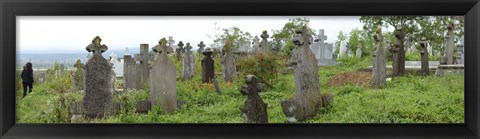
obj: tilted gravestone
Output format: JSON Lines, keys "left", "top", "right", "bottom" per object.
{"left": 83, "top": 36, "right": 113, "bottom": 118}
{"left": 356, "top": 47, "right": 362, "bottom": 59}
{"left": 222, "top": 45, "right": 236, "bottom": 82}
{"left": 150, "top": 38, "right": 178, "bottom": 114}
{"left": 444, "top": 23, "right": 455, "bottom": 65}
{"left": 371, "top": 30, "right": 387, "bottom": 89}
{"left": 201, "top": 48, "right": 215, "bottom": 83}
{"left": 73, "top": 59, "right": 84, "bottom": 90}
{"left": 197, "top": 41, "right": 206, "bottom": 54}
{"left": 176, "top": 41, "right": 185, "bottom": 61}
{"left": 123, "top": 54, "right": 143, "bottom": 90}
{"left": 240, "top": 75, "right": 268, "bottom": 123}
{"left": 418, "top": 37, "right": 430, "bottom": 75}
{"left": 183, "top": 43, "right": 195, "bottom": 80}
{"left": 259, "top": 31, "right": 270, "bottom": 52}
{"left": 134, "top": 44, "right": 151, "bottom": 87}
{"left": 282, "top": 27, "right": 322, "bottom": 122}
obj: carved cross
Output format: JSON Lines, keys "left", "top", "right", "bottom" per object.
{"left": 153, "top": 38, "right": 169, "bottom": 54}
{"left": 260, "top": 31, "right": 269, "bottom": 40}
{"left": 134, "top": 44, "right": 150, "bottom": 64}
{"left": 240, "top": 75, "right": 263, "bottom": 96}
{"left": 198, "top": 41, "right": 205, "bottom": 49}
{"left": 185, "top": 43, "right": 192, "bottom": 51}
{"left": 86, "top": 36, "right": 108, "bottom": 55}
{"left": 314, "top": 29, "right": 327, "bottom": 43}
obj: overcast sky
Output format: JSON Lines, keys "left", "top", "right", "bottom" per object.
{"left": 17, "top": 16, "right": 365, "bottom": 53}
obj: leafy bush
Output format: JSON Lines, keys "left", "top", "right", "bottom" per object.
{"left": 236, "top": 51, "right": 285, "bottom": 87}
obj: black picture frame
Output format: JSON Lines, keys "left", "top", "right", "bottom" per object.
{"left": 1, "top": 0, "right": 479, "bottom": 138}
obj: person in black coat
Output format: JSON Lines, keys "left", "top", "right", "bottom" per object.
{"left": 21, "top": 62, "right": 34, "bottom": 98}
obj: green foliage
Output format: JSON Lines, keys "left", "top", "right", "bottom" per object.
{"left": 334, "top": 30, "right": 347, "bottom": 54}
{"left": 236, "top": 51, "right": 285, "bottom": 87}
{"left": 209, "top": 26, "right": 252, "bottom": 50}
{"left": 17, "top": 55, "right": 463, "bottom": 124}
{"left": 271, "top": 17, "right": 315, "bottom": 57}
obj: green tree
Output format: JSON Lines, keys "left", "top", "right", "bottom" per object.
{"left": 348, "top": 28, "right": 361, "bottom": 56}
{"left": 334, "top": 30, "right": 347, "bottom": 54}
{"left": 271, "top": 17, "right": 315, "bottom": 56}
{"left": 209, "top": 26, "right": 252, "bottom": 51}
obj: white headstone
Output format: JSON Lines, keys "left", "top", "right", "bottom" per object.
{"left": 109, "top": 51, "right": 124, "bottom": 77}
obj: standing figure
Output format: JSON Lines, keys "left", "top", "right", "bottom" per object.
{"left": 21, "top": 62, "right": 34, "bottom": 98}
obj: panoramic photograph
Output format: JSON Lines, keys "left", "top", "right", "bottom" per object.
{"left": 16, "top": 16, "right": 464, "bottom": 123}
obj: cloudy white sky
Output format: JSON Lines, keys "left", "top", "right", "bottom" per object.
{"left": 17, "top": 16, "right": 365, "bottom": 53}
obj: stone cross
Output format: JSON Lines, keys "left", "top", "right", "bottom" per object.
{"left": 201, "top": 48, "right": 215, "bottom": 83}
{"left": 418, "top": 37, "right": 430, "bottom": 75}
{"left": 314, "top": 29, "right": 327, "bottom": 43}
{"left": 168, "top": 36, "right": 175, "bottom": 54}
{"left": 176, "top": 41, "right": 184, "bottom": 61}
{"left": 73, "top": 59, "right": 84, "bottom": 90}
{"left": 240, "top": 75, "right": 268, "bottom": 123}
{"left": 197, "top": 41, "right": 206, "bottom": 54}
{"left": 222, "top": 44, "right": 236, "bottom": 82}
{"left": 259, "top": 31, "right": 270, "bottom": 51}
{"left": 282, "top": 26, "right": 321, "bottom": 122}
{"left": 371, "top": 30, "right": 387, "bottom": 88}
{"left": 134, "top": 44, "right": 151, "bottom": 87}
{"left": 83, "top": 36, "right": 113, "bottom": 118}
{"left": 150, "top": 38, "right": 177, "bottom": 114}
{"left": 252, "top": 36, "right": 260, "bottom": 53}
{"left": 183, "top": 43, "right": 195, "bottom": 80}
{"left": 444, "top": 23, "right": 455, "bottom": 65}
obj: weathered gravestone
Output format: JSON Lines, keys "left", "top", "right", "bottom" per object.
{"left": 150, "top": 38, "right": 178, "bottom": 114}
{"left": 183, "top": 43, "right": 195, "bottom": 80}
{"left": 418, "top": 37, "right": 430, "bottom": 75}
{"left": 310, "top": 29, "right": 336, "bottom": 66}
{"left": 73, "top": 59, "right": 84, "bottom": 90}
{"left": 339, "top": 41, "right": 348, "bottom": 57}
{"left": 222, "top": 45, "right": 236, "bottom": 82}
{"left": 444, "top": 23, "right": 455, "bottom": 65}
{"left": 371, "top": 30, "right": 387, "bottom": 89}
{"left": 176, "top": 41, "right": 185, "bottom": 61}
{"left": 123, "top": 54, "right": 143, "bottom": 90}
{"left": 356, "top": 47, "right": 362, "bottom": 59}
{"left": 252, "top": 36, "right": 260, "bottom": 53}
{"left": 390, "top": 28, "right": 406, "bottom": 77}
{"left": 134, "top": 44, "right": 151, "bottom": 87}
{"left": 83, "top": 36, "right": 113, "bottom": 118}
{"left": 202, "top": 48, "right": 215, "bottom": 83}
{"left": 281, "top": 27, "right": 322, "bottom": 122}
{"left": 240, "top": 75, "right": 268, "bottom": 123}
{"left": 238, "top": 40, "right": 252, "bottom": 53}
{"left": 259, "top": 31, "right": 270, "bottom": 52}
{"left": 197, "top": 41, "right": 206, "bottom": 54}
{"left": 109, "top": 51, "right": 124, "bottom": 77}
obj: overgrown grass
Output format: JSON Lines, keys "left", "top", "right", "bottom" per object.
{"left": 16, "top": 56, "right": 464, "bottom": 123}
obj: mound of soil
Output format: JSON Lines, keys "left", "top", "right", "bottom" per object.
{"left": 327, "top": 71, "right": 372, "bottom": 87}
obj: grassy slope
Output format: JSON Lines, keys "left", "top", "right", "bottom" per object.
{"left": 16, "top": 54, "right": 464, "bottom": 123}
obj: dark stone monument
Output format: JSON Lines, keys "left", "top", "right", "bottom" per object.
{"left": 418, "top": 37, "right": 430, "bottom": 75}
{"left": 444, "top": 23, "right": 455, "bottom": 65}
{"left": 240, "top": 75, "right": 268, "bottom": 123}
{"left": 371, "top": 29, "right": 387, "bottom": 88}
{"left": 390, "top": 28, "right": 406, "bottom": 77}
{"left": 197, "top": 41, "right": 206, "bottom": 54}
{"left": 201, "top": 48, "right": 215, "bottom": 83}
{"left": 282, "top": 26, "right": 322, "bottom": 122}
{"left": 83, "top": 36, "right": 113, "bottom": 118}
{"left": 176, "top": 41, "right": 184, "bottom": 61}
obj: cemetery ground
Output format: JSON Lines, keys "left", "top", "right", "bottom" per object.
{"left": 16, "top": 52, "right": 464, "bottom": 123}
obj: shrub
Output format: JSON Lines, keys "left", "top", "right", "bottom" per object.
{"left": 236, "top": 51, "right": 285, "bottom": 88}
